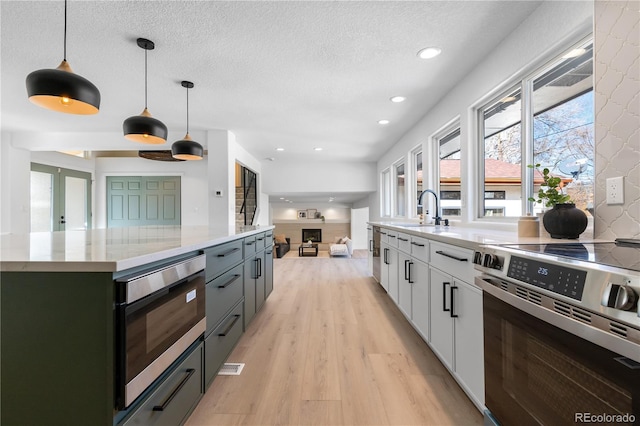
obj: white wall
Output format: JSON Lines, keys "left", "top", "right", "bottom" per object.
{"left": 0, "top": 132, "right": 31, "bottom": 234}
{"left": 271, "top": 203, "right": 351, "bottom": 221}
{"left": 261, "top": 160, "right": 377, "bottom": 195}
{"left": 374, "top": 1, "right": 593, "bottom": 227}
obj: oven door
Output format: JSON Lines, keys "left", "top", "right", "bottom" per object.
{"left": 116, "top": 269, "right": 206, "bottom": 409}
{"left": 480, "top": 278, "right": 640, "bottom": 426}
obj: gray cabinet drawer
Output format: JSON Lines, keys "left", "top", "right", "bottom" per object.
{"left": 264, "top": 230, "right": 274, "bottom": 248}
{"left": 122, "top": 342, "right": 203, "bottom": 426}
{"left": 206, "top": 264, "right": 244, "bottom": 334}
{"left": 204, "top": 301, "right": 244, "bottom": 388}
{"left": 255, "top": 232, "right": 267, "bottom": 251}
{"left": 243, "top": 236, "right": 257, "bottom": 257}
{"left": 204, "top": 240, "right": 243, "bottom": 282}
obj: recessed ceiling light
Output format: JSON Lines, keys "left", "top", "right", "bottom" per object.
{"left": 562, "top": 48, "right": 586, "bottom": 59}
{"left": 378, "top": 119, "right": 390, "bottom": 125}
{"left": 314, "top": 147, "right": 323, "bottom": 151}
{"left": 280, "top": 197, "right": 285, "bottom": 200}
{"left": 417, "top": 47, "right": 442, "bottom": 59}
{"left": 390, "top": 96, "right": 406, "bottom": 103}
{"left": 276, "top": 147, "right": 285, "bottom": 151}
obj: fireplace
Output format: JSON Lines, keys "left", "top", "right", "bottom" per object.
{"left": 302, "top": 229, "right": 322, "bottom": 243}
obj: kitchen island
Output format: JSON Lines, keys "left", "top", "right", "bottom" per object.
{"left": 0, "top": 225, "right": 274, "bottom": 426}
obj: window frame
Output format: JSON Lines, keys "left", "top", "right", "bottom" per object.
{"left": 380, "top": 167, "right": 391, "bottom": 218}
{"left": 474, "top": 35, "right": 594, "bottom": 222}
{"left": 433, "top": 119, "right": 462, "bottom": 220}
{"left": 392, "top": 158, "right": 407, "bottom": 218}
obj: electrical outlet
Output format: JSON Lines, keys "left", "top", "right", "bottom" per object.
{"left": 606, "top": 176, "right": 624, "bottom": 205}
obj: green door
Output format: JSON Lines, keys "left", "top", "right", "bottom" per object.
{"left": 30, "top": 163, "right": 92, "bottom": 232}
{"left": 107, "top": 176, "right": 181, "bottom": 228}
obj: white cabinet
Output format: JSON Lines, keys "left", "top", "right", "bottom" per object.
{"left": 367, "top": 226, "right": 373, "bottom": 275}
{"left": 380, "top": 242, "right": 390, "bottom": 292}
{"left": 397, "top": 251, "right": 413, "bottom": 319}
{"left": 387, "top": 247, "right": 399, "bottom": 303}
{"left": 429, "top": 267, "right": 454, "bottom": 369}
{"left": 429, "top": 240, "right": 484, "bottom": 409}
{"left": 410, "top": 258, "right": 430, "bottom": 342}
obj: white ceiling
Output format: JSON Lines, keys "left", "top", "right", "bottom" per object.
{"left": 2, "top": 1, "right": 542, "bottom": 203}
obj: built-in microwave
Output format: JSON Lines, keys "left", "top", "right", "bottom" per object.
{"left": 115, "top": 254, "right": 206, "bottom": 409}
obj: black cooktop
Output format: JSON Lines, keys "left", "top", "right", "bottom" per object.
{"left": 500, "top": 239, "right": 640, "bottom": 273}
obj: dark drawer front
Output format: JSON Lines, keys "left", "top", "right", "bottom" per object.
{"left": 255, "top": 232, "right": 267, "bottom": 251}
{"left": 204, "top": 240, "right": 243, "bottom": 282}
{"left": 206, "top": 264, "right": 243, "bottom": 334}
{"left": 243, "top": 236, "right": 257, "bottom": 257}
{"left": 122, "top": 342, "right": 203, "bottom": 426}
{"left": 204, "top": 301, "right": 244, "bottom": 388}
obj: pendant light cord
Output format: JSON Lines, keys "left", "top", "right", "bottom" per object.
{"left": 144, "top": 48, "right": 148, "bottom": 109}
{"left": 63, "top": 0, "right": 67, "bottom": 61}
{"left": 186, "top": 86, "right": 190, "bottom": 133}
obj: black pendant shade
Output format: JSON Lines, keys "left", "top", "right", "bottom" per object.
{"left": 123, "top": 108, "right": 168, "bottom": 145}
{"left": 172, "top": 81, "right": 203, "bottom": 160}
{"left": 26, "top": 1, "right": 100, "bottom": 115}
{"left": 172, "top": 133, "right": 204, "bottom": 160}
{"left": 123, "top": 38, "right": 167, "bottom": 144}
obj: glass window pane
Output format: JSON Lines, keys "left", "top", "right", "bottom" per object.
{"left": 381, "top": 169, "right": 391, "bottom": 217}
{"left": 64, "top": 176, "right": 88, "bottom": 230}
{"left": 30, "top": 171, "right": 53, "bottom": 232}
{"left": 395, "top": 162, "right": 406, "bottom": 217}
{"left": 482, "top": 86, "right": 522, "bottom": 217}
{"left": 415, "top": 152, "right": 423, "bottom": 216}
{"left": 439, "top": 128, "right": 461, "bottom": 217}
{"left": 532, "top": 41, "right": 594, "bottom": 216}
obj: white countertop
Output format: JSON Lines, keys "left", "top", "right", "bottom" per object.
{"left": 0, "top": 225, "right": 274, "bottom": 273}
{"left": 369, "top": 222, "right": 608, "bottom": 250}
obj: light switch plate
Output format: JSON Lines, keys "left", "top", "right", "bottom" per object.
{"left": 606, "top": 176, "right": 624, "bottom": 205}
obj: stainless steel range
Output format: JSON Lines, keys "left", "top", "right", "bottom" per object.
{"left": 474, "top": 239, "right": 640, "bottom": 426}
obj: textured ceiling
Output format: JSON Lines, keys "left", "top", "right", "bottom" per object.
{"left": 2, "top": 0, "right": 543, "bottom": 167}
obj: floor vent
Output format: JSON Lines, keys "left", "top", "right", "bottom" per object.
{"left": 218, "top": 363, "right": 245, "bottom": 376}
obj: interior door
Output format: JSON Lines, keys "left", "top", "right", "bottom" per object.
{"left": 30, "top": 163, "right": 92, "bottom": 232}
{"left": 107, "top": 176, "right": 181, "bottom": 228}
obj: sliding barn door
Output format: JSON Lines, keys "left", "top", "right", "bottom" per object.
{"left": 107, "top": 176, "right": 181, "bottom": 228}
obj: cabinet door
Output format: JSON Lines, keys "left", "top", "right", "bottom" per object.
{"left": 429, "top": 267, "right": 453, "bottom": 370}
{"left": 264, "top": 247, "right": 274, "bottom": 298}
{"left": 453, "top": 280, "right": 485, "bottom": 407}
{"left": 397, "top": 252, "right": 413, "bottom": 319}
{"left": 367, "top": 227, "right": 373, "bottom": 275}
{"left": 387, "top": 248, "right": 399, "bottom": 304}
{"left": 410, "top": 259, "right": 430, "bottom": 342}
{"left": 255, "top": 253, "right": 266, "bottom": 312}
{"left": 243, "top": 257, "right": 258, "bottom": 328}
{"left": 380, "top": 243, "right": 390, "bottom": 292}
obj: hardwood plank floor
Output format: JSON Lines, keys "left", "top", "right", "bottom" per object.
{"left": 185, "top": 254, "right": 483, "bottom": 426}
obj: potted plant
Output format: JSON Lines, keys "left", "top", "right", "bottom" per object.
{"left": 528, "top": 164, "right": 587, "bottom": 239}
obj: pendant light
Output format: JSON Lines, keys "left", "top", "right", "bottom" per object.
{"left": 25, "top": 0, "right": 100, "bottom": 115}
{"left": 123, "top": 38, "right": 167, "bottom": 144}
{"left": 171, "top": 81, "right": 203, "bottom": 160}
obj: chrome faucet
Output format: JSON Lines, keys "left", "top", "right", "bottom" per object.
{"left": 418, "top": 189, "right": 441, "bottom": 226}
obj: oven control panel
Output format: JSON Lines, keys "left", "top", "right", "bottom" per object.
{"left": 507, "top": 255, "right": 587, "bottom": 301}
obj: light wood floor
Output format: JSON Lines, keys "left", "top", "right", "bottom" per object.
{"left": 186, "top": 254, "right": 483, "bottom": 426}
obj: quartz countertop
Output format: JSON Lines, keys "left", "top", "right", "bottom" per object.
{"left": 369, "top": 221, "right": 608, "bottom": 250}
{"left": 0, "top": 225, "right": 274, "bottom": 273}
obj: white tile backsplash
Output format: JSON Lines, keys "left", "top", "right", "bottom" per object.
{"left": 594, "top": 0, "right": 640, "bottom": 239}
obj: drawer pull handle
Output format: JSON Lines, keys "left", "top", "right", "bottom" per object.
{"left": 435, "top": 250, "right": 468, "bottom": 262}
{"left": 218, "top": 274, "right": 241, "bottom": 289}
{"left": 217, "top": 247, "right": 240, "bottom": 257}
{"left": 257, "top": 237, "right": 265, "bottom": 241}
{"left": 152, "top": 368, "right": 196, "bottom": 412}
{"left": 218, "top": 314, "right": 241, "bottom": 337}
{"left": 398, "top": 237, "right": 409, "bottom": 242}
{"left": 411, "top": 242, "right": 425, "bottom": 247}
{"left": 388, "top": 235, "right": 397, "bottom": 238}
{"left": 380, "top": 232, "right": 387, "bottom": 235}
{"left": 245, "top": 241, "right": 255, "bottom": 246}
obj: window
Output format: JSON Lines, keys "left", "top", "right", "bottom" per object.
{"left": 479, "top": 38, "right": 594, "bottom": 219}
{"left": 414, "top": 150, "right": 423, "bottom": 216}
{"left": 394, "top": 161, "right": 406, "bottom": 217}
{"left": 381, "top": 168, "right": 391, "bottom": 217}
{"left": 437, "top": 126, "right": 461, "bottom": 217}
